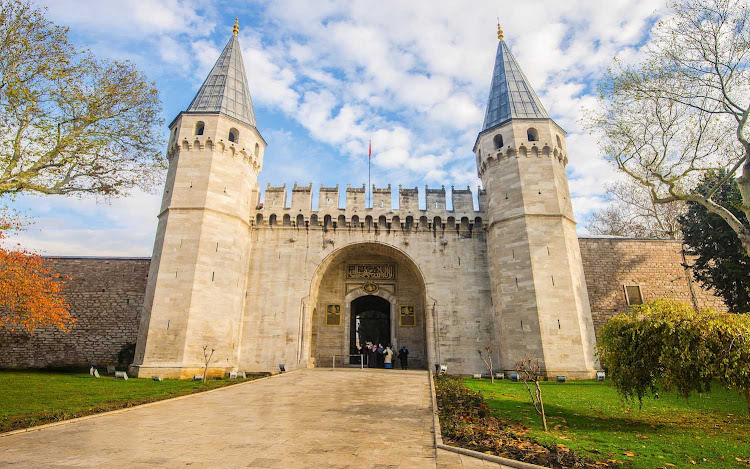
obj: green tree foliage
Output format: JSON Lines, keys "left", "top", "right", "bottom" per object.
{"left": 596, "top": 299, "right": 750, "bottom": 412}
{"left": 680, "top": 171, "right": 750, "bottom": 313}
{"left": 0, "top": 0, "right": 164, "bottom": 198}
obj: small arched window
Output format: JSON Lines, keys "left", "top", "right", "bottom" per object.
{"left": 493, "top": 134, "right": 504, "bottom": 149}
{"left": 195, "top": 121, "right": 205, "bottom": 136}
{"left": 527, "top": 128, "right": 539, "bottom": 142}
{"left": 556, "top": 135, "right": 562, "bottom": 148}
{"left": 228, "top": 128, "right": 239, "bottom": 143}
{"left": 254, "top": 143, "right": 260, "bottom": 157}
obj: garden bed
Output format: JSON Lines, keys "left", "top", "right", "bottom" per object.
{"left": 435, "top": 375, "right": 750, "bottom": 469}
{"left": 434, "top": 375, "right": 602, "bottom": 468}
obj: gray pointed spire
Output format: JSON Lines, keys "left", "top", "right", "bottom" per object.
{"left": 186, "top": 31, "right": 257, "bottom": 128}
{"left": 482, "top": 40, "right": 548, "bottom": 131}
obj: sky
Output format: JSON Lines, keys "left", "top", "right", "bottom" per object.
{"left": 9, "top": 0, "right": 666, "bottom": 256}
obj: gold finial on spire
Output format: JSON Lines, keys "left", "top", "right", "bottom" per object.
{"left": 233, "top": 18, "right": 239, "bottom": 36}
{"left": 497, "top": 19, "right": 504, "bottom": 41}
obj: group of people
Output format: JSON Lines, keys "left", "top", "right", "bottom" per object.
{"left": 360, "top": 342, "right": 409, "bottom": 370}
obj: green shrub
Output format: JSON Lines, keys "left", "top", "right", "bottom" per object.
{"left": 597, "top": 299, "right": 750, "bottom": 411}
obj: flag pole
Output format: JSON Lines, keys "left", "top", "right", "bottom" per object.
{"left": 368, "top": 139, "right": 371, "bottom": 207}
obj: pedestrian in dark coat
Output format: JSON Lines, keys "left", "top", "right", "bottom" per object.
{"left": 398, "top": 345, "right": 409, "bottom": 370}
{"left": 367, "top": 343, "right": 376, "bottom": 368}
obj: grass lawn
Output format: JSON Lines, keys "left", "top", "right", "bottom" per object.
{"left": 0, "top": 369, "right": 266, "bottom": 433}
{"left": 464, "top": 378, "right": 750, "bottom": 468}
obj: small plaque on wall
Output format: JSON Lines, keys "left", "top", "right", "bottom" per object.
{"left": 325, "top": 304, "right": 341, "bottom": 326}
{"left": 399, "top": 305, "right": 416, "bottom": 327}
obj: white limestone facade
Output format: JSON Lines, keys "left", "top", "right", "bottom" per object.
{"left": 131, "top": 23, "right": 598, "bottom": 379}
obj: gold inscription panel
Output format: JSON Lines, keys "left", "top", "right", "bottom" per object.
{"left": 399, "top": 305, "right": 416, "bottom": 327}
{"left": 325, "top": 304, "right": 341, "bottom": 326}
{"left": 346, "top": 264, "right": 395, "bottom": 280}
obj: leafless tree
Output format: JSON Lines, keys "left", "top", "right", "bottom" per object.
{"left": 587, "top": 180, "right": 685, "bottom": 239}
{"left": 478, "top": 344, "right": 494, "bottom": 384}
{"left": 202, "top": 345, "right": 215, "bottom": 384}
{"left": 515, "top": 356, "right": 548, "bottom": 432}
{"left": 586, "top": 0, "right": 750, "bottom": 253}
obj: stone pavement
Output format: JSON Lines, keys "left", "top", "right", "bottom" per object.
{"left": 0, "top": 368, "right": 511, "bottom": 468}
{"left": 0, "top": 368, "right": 506, "bottom": 468}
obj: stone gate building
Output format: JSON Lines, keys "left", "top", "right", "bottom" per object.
{"left": 0, "top": 23, "right": 727, "bottom": 376}
{"left": 128, "top": 22, "right": 598, "bottom": 379}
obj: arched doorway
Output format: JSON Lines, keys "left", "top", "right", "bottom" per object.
{"left": 304, "top": 242, "right": 433, "bottom": 369}
{"left": 350, "top": 295, "right": 390, "bottom": 364}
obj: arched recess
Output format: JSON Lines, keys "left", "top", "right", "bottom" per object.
{"left": 300, "top": 241, "right": 435, "bottom": 369}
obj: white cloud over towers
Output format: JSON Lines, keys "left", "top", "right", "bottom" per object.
{"left": 15, "top": 0, "right": 667, "bottom": 255}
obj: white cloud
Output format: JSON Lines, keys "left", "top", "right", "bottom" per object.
{"left": 16, "top": 0, "right": 671, "bottom": 254}
{"left": 7, "top": 190, "right": 162, "bottom": 256}
{"left": 43, "top": 0, "right": 212, "bottom": 38}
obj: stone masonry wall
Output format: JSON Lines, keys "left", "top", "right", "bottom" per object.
{"left": 0, "top": 257, "right": 149, "bottom": 368}
{"left": 0, "top": 238, "right": 729, "bottom": 369}
{"left": 579, "top": 237, "right": 728, "bottom": 332}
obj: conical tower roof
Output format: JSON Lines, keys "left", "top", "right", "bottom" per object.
{"left": 186, "top": 23, "right": 257, "bottom": 128}
{"left": 481, "top": 33, "right": 548, "bottom": 132}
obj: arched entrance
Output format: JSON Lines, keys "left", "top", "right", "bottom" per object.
{"left": 303, "top": 242, "right": 433, "bottom": 369}
{"left": 350, "top": 295, "right": 390, "bottom": 364}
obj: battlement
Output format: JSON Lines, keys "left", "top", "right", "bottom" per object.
{"left": 252, "top": 183, "right": 487, "bottom": 231}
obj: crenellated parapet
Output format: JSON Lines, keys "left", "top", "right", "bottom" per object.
{"left": 477, "top": 142, "right": 568, "bottom": 178}
{"left": 165, "top": 112, "right": 264, "bottom": 172}
{"left": 252, "top": 183, "right": 487, "bottom": 233}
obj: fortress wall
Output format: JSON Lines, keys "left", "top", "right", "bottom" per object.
{"left": 0, "top": 258, "right": 149, "bottom": 368}
{"left": 0, "top": 238, "right": 729, "bottom": 371}
{"left": 240, "top": 221, "right": 494, "bottom": 375}
{"left": 254, "top": 184, "right": 484, "bottom": 228}
{"left": 579, "top": 237, "right": 728, "bottom": 332}
{"left": 398, "top": 186, "right": 419, "bottom": 211}
{"left": 290, "top": 183, "right": 312, "bottom": 211}
{"left": 264, "top": 184, "right": 286, "bottom": 209}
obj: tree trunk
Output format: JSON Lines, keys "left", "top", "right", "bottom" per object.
{"left": 738, "top": 164, "right": 750, "bottom": 255}
{"left": 536, "top": 381, "right": 548, "bottom": 432}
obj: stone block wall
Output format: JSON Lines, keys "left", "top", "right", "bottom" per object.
{"left": 0, "top": 238, "right": 730, "bottom": 371}
{"left": 0, "top": 257, "right": 149, "bottom": 368}
{"left": 579, "top": 237, "right": 727, "bottom": 332}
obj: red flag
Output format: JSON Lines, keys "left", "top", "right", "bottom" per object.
{"left": 369, "top": 140, "right": 371, "bottom": 159}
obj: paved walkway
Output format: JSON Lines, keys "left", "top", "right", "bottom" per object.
{"left": 1, "top": 368, "right": 509, "bottom": 468}
{"left": 0, "top": 369, "right": 441, "bottom": 468}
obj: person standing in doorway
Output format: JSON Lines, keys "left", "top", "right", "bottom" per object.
{"left": 367, "top": 342, "right": 376, "bottom": 368}
{"left": 383, "top": 346, "right": 394, "bottom": 369}
{"left": 377, "top": 343, "right": 384, "bottom": 368}
{"left": 398, "top": 345, "right": 409, "bottom": 370}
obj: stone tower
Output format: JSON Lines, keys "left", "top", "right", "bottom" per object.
{"left": 474, "top": 25, "right": 597, "bottom": 378}
{"left": 131, "top": 20, "right": 266, "bottom": 378}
